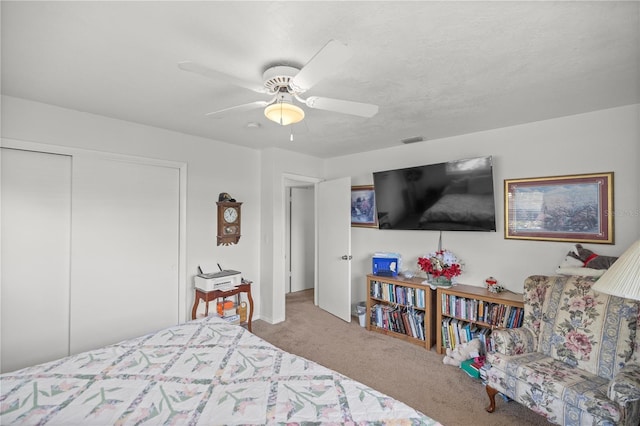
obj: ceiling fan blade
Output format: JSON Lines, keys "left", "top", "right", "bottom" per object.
{"left": 205, "top": 100, "right": 271, "bottom": 117}
{"left": 178, "top": 61, "right": 267, "bottom": 94}
{"left": 304, "top": 96, "right": 379, "bottom": 118}
{"left": 290, "top": 40, "right": 353, "bottom": 92}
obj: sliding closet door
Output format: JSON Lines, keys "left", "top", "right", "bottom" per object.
{"left": 1, "top": 149, "right": 71, "bottom": 372}
{"left": 70, "top": 156, "right": 180, "bottom": 354}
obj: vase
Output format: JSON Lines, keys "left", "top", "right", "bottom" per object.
{"left": 430, "top": 276, "right": 452, "bottom": 287}
{"left": 421, "top": 275, "right": 453, "bottom": 288}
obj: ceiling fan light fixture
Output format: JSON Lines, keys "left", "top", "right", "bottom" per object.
{"left": 264, "top": 101, "right": 305, "bottom": 126}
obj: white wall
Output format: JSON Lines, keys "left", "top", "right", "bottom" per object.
{"left": 4, "top": 95, "right": 637, "bottom": 325}
{"left": 325, "top": 104, "right": 640, "bottom": 303}
{"left": 1, "top": 95, "right": 262, "bottom": 320}
{"left": 259, "top": 148, "right": 323, "bottom": 323}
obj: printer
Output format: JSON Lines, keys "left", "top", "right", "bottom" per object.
{"left": 195, "top": 270, "right": 242, "bottom": 292}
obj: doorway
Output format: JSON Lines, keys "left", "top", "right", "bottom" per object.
{"left": 282, "top": 173, "right": 321, "bottom": 316}
{"left": 286, "top": 186, "right": 315, "bottom": 293}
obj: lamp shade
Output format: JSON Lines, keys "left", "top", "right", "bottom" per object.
{"left": 591, "top": 240, "right": 640, "bottom": 300}
{"left": 264, "top": 101, "right": 305, "bottom": 126}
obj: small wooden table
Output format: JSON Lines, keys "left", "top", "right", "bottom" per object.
{"left": 191, "top": 281, "right": 253, "bottom": 331}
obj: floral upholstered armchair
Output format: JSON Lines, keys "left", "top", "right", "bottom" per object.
{"left": 485, "top": 275, "right": 640, "bottom": 425}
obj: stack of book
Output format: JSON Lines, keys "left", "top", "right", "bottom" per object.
{"left": 371, "top": 304, "right": 425, "bottom": 340}
{"left": 442, "top": 294, "right": 524, "bottom": 328}
{"left": 479, "top": 361, "right": 492, "bottom": 382}
{"left": 440, "top": 317, "right": 491, "bottom": 351}
{"left": 460, "top": 358, "right": 481, "bottom": 379}
{"left": 370, "top": 280, "right": 426, "bottom": 308}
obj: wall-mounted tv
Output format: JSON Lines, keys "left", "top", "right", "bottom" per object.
{"left": 372, "top": 156, "right": 496, "bottom": 231}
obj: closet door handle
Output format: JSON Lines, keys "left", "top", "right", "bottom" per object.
{"left": 341, "top": 255, "right": 352, "bottom": 260}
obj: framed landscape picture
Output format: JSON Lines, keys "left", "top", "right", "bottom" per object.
{"left": 351, "top": 185, "right": 378, "bottom": 228}
{"left": 504, "top": 172, "right": 613, "bottom": 243}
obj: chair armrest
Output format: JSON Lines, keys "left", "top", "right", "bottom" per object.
{"left": 610, "top": 363, "right": 640, "bottom": 404}
{"left": 491, "top": 327, "right": 537, "bottom": 356}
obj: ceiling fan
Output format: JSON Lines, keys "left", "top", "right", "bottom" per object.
{"left": 178, "top": 40, "right": 379, "bottom": 126}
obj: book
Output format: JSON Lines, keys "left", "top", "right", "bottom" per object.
{"left": 416, "top": 311, "right": 425, "bottom": 340}
{"left": 222, "top": 313, "right": 240, "bottom": 325}
{"left": 460, "top": 358, "right": 480, "bottom": 379}
{"left": 441, "top": 317, "right": 451, "bottom": 348}
{"left": 401, "top": 311, "right": 413, "bottom": 338}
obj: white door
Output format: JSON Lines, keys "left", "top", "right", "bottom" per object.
{"left": 317, "top": 177, "right": 351, "bottom": 321}
{"left": 290, "top": 187, "right": 314, "bottom": 292}
{"left": 69, "top": 156, "right": 180, "bottom": 354}
{"left": 1, "top": 148, "right": 72, "bottom": 372}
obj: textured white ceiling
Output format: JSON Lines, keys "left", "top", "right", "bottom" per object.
{"left": 2, "top": 1, "right": 639, "bottom": 158}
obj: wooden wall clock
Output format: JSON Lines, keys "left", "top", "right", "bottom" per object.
{"left": 216, "top": 201, "right": 242, "bottom": 245}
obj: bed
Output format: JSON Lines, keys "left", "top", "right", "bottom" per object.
{"left": 0, "top": 315, "right": 441, "bottom": 425}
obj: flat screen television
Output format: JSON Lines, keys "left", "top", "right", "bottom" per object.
{"left": 372, "top": 156, "right": 496, "bottom": 231}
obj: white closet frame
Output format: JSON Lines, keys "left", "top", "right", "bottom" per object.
{"left": 1, "top": 138, "right": 187, "bottom": 371}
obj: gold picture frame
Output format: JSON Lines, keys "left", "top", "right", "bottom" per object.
{"left": 504, "top": 172, "right": 613, "bottom": 243}
{"left": 351, "top": 185, "right": 378, "bottom": 228}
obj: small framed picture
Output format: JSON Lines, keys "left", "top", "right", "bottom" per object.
{"left": 504, "top": 172, "right": 613, "bottom": 243}
{"left": 351, "top": 185, "right": 378, "bottom": 228}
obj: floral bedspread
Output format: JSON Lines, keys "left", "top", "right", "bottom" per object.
{"left": 1, "top": 315, "right": 440, "bottom": 425}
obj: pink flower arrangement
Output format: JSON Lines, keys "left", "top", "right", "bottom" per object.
{"left": 417, "top": 249, "right": 463, "bottom": 280}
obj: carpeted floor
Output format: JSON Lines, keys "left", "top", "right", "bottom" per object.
{"left": 252, "top": 288, "right": 550, "bottom": 426}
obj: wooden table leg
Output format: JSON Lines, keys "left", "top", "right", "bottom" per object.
{"left": 191, "top": 291, "right": 200, "bottom": 320}
{"left": 246, "top": 286, "right": 254, "bottom": 332}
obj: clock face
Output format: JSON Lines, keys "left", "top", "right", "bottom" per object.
{"left": 217, "top": 202, "right": 241, "bottom": 246}
{"left": 223, "top": 207, "right": 238, "bottom": 223}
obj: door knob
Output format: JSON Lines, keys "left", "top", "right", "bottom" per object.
{"left": 341, "top": 255, "right": 352, "bottom": 260}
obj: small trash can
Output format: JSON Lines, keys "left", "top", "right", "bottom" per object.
{"left": 356, "top": 302, "right": 367, "bottom": 327}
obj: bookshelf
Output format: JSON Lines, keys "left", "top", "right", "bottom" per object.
{"left": 366, "top": 274, "right": 436, "bottom": 350}
{"left": 436, "top": 283, "right": 524, "bottom": 355}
